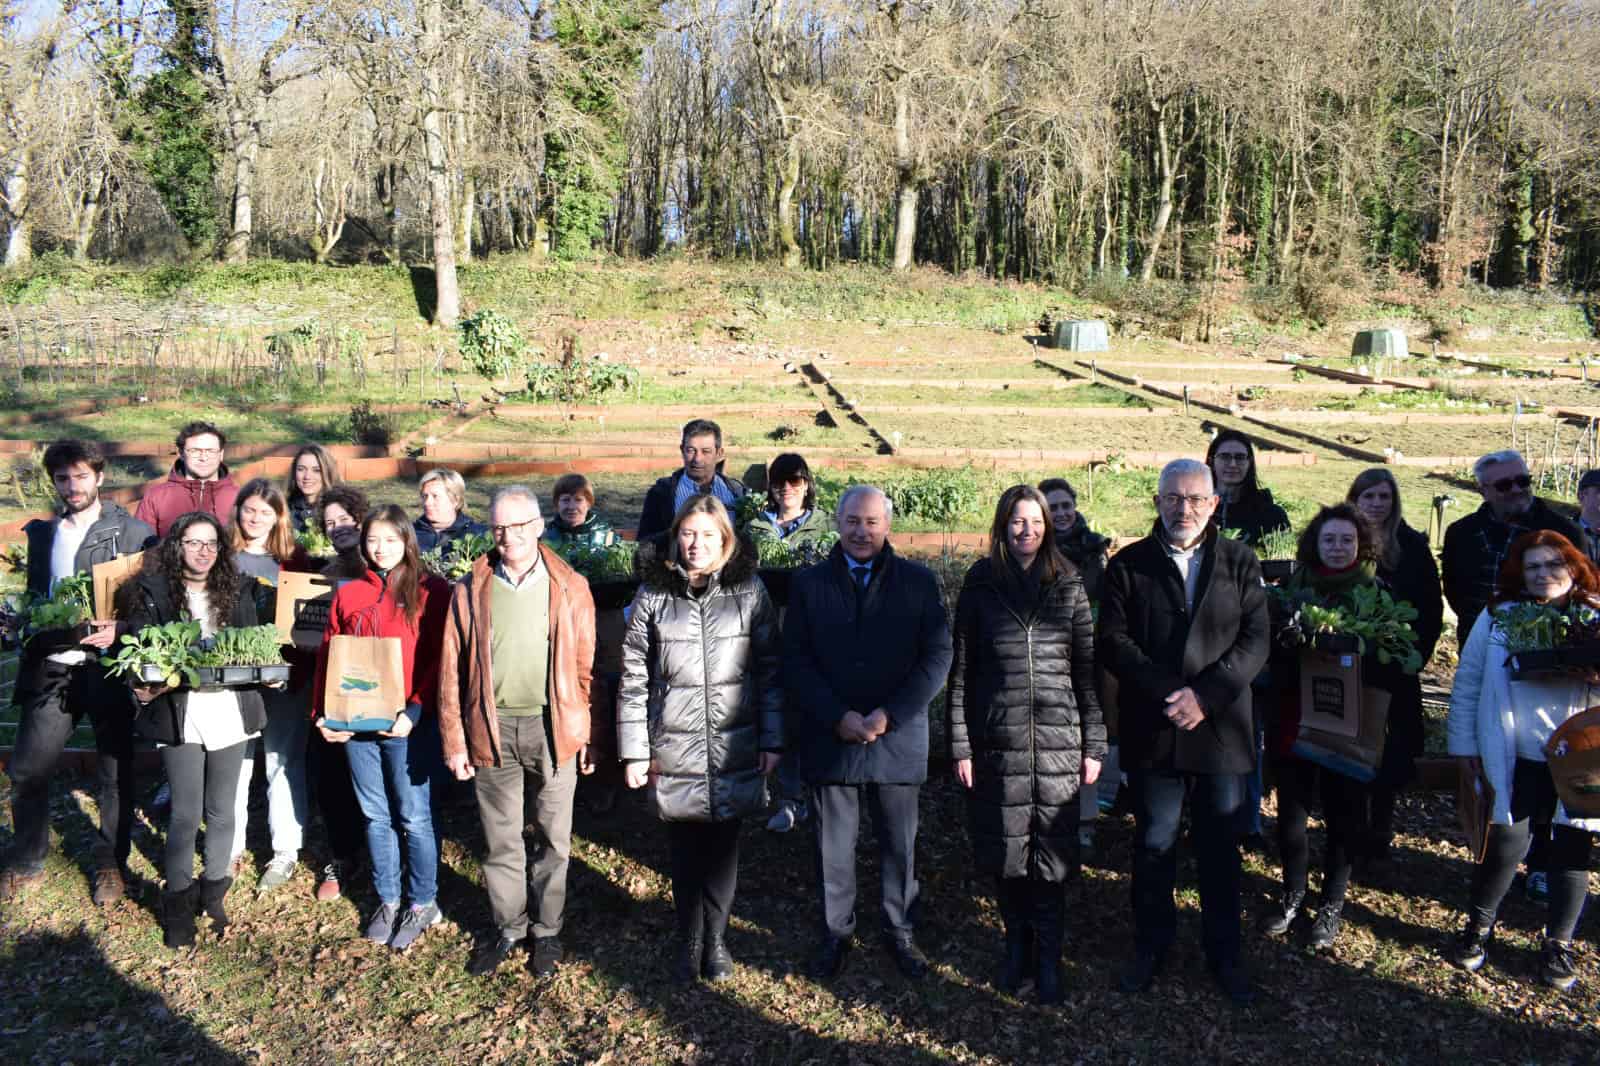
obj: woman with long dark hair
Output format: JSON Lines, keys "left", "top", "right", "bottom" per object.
{"left": 1445, "top": 530, "right": 1599, "bottom": 991}
{"left": 226, "top": 479, "right": 306, "bottom": 891}
{"left": 314, "top": 504, "right": 450, "bottom": 951}
{"left": 287, "top": 445, "right": 341, "bottom": 533}
{"left": 126, "top": 512, "right": 268, "bottom": 948}
{"left": 947, "top": 484, "right": 1105, "bottom": 1003}
{"left": 618, "top": 495, "right": 782, "bottom": 984}
{"left": 1261, "top": 504, "right": 1406, "bottom": 951}
{"left": 1346, "top": 468, "right": 1444, "bottom": 853}
{"left": 1205, "top": 430, "right": 1290, "bottom": 550}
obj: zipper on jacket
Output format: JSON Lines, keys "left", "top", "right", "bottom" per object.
{"left": 698, "top": 588, "right": 714, "bottom": 811}
{"left": 1025, "top": 622, "right": 1038, "bottom": 876}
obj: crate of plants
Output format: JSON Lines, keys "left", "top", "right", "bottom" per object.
{"left": 1239, "top": 528, "right": 1299, "bottom": 584}
{"left": 1271, "top": 584, "right": 1425, "bottom": 674}
{"left": 101, "top": 621, "right": 203, "bottom": 690}
{"left": 552, "top": 540, "right": 640, "bottom": 609}
{"left": 191, "top": 625, "right": 292, "bottom": 688}
{"left": 421, "top": 531, "right": 496, "bottom": 582}
{"left": 754, "top": 532, "right": 840, "bottom": 607}
{"left": 11, "top": 574, "right": 96, "bottom": 650}
{"left": 1497, "top": 600, "right": 1600, "bottom": 681}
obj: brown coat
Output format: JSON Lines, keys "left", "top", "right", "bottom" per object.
{"left": 438, "top": 544, "right": 597, "bottom": 767}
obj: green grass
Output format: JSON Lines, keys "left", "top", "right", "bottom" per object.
{"left": 848, "top": 383, "right": 1150, "bottom": 408}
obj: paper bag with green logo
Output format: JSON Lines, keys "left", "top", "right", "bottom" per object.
{"left": 322, "top": 634, "right": 405, "bottom": 732}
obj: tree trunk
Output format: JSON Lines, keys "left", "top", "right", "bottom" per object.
{"left": 775, "top": 130, "right": 801, "bottom": 268}
{"left": 2, "top": 156, "right": 31, "bottom": 267}
{"left": 72, "top": 171, "right": 105, "bottom": 261}
{"left": 221, "top": 111, "right": 257, "bottom": 264}
{"left": 420, "top": 0, "right": 459, "bottom": 326}
{"left": 891, "top": 76, "right": 916, "bottom": 272}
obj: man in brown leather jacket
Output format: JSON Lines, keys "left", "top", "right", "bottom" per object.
{"left": 438, "top": 485, "right": 597, "bottom": 979}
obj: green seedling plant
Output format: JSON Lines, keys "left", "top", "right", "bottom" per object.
{"left": 296, "top": 525, "right": 335, "bottom": 558}
{"left": 755, "top": 531, "right": 840, "bottom": 569}
{"left": 1272, "top": 583, "right": 1424, "bottom": 673}
{"left": 551, "top": 539, "right": 637, "bottom": 582}
{"left": 22, "top": 575, "right": 93, "bottom": 644}
{"left": 421, "top": 532, "right": 496, "bottom": 580}
{"left": 192, "top": 625, "right": 286, "bottom": 667}
{"left": 102, "top": 620, "right": 202, "bottom": 688}
{"left": 1495, "top": 600, "right": 1600, "bottom": 654}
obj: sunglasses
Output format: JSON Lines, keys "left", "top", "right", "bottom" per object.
{"left": 1490, "top": 474, "right": 1533, "bottom": 493}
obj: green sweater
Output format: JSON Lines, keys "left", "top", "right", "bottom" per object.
{"left": 490, "top": 563, "right": 551, "bottom": 715}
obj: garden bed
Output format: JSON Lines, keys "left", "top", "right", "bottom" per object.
{"left": 836, "top": 383, "right": 1149, "bottom": 409}
{"left": 456, "top": 412, "right": 878, "bottom": 453}
{"left": 879, "top": 412, "right": 1222, "bottom": 453}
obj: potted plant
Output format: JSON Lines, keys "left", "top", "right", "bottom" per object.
{"left": 420, "top": 531, "right": 495, "bottom": 581}
{"left": 17, "top": 574, "right": 95, "bottom": 648}
{"left": 1271, "top": 583, "right": 1424, "bottom": 673}
{"left": 1495, "top": 600, "right": 1600, "bottom": 680}
{"left": 192, "top": 624, "right": 291, "bottom": 687}
{"left": 101, "top": 620, "right": 203, "bottom": 689}
{"left": 551, "top": 540, "right": 639, "bottom": 609}
{"left": 754, "top": 531, "right": 840, "bottom": 607}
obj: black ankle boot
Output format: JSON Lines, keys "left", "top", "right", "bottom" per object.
{"left": 997, "top": 880, "right": 1031, "bottom": 993}
{"left": 1306, "top": 895, "right": 1345, "bottom": 951}
{"left": 1262, "top": 889, "right": 1305, "bottom": 937}
{"left": 673, "top": 932, "right": 704, "bottom": 985}
{"left": 199, "top": 876, "right": 233, "bottom": 936}
{"left": 703, "top": 932, "right": 734, "bottom": 982}
{"left": 1033, "top": 885, "right": 1066, "bottom": 1006}
{"left": 161, "top": 885, "right": 200, "bottom": 949}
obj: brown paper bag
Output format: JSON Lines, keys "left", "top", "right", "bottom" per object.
{"left": 275, "top": 571, "right": 335, "bottom": 649}
{"left": 1293, "top": 647, "right": 1390, "bottom": 781}
{"left": 322, "top": 634, "right": 405, "bottom": 732}
{"left": 1456, "top": 759, "right": 1495, "bottom": 863}
{"left": 92, "top": 552, "right": 144, "bottom": 618}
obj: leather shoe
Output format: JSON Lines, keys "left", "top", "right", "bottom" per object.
{"left": 1211, "top": 959, "right": 1255, "bottom": 1007}
{"left": 467, "top": 935, "right": 522, "bottom": 976}
{"left": 809, "top": 936, "right": 851, "bottom": 980}
{"left": 885, "top": 934, "right": 929, "bottom": 981}
{"left": 530, "top": 935, "right": 563, "bottom": 977}
{"left": 1118, "top": 950, "right": 1163, "bottom": 994}
{"left": 703, "top": 935, "right": 734, "bottom": 982}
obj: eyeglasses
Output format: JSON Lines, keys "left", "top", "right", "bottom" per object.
{"left": 183, "top": 447, "right": 221, "bottom": 458}
{"left": 1524, "top": 561, "right": 1570, "bottom": 575}
{"left": 180, "top": 539, "right": 220, "bottom": 554}
{"left": 1213, "top": 452, "right": 1250, "bottom": 465}
{"left": 1490, "top": 474, "right": 1533, "bottom": 493}
{"left": 1158, "top": 494, "right": 1214, "bottom": 511}
{"left": 491, "top": 518, "right": 540, "bottom": 539}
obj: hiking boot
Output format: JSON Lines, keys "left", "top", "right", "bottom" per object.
{"left": 257, "top": 854, "right": 297, "bottom": 895}
{"left": 1306, "top": 897, "right": 1344, "bottom": 952}
{"left": 161, "top": 885, "right": 200, "bottom": 949}
{"left": 1445, "top": 919, "right": 1493, "bottom": 973}
{"left": 674, "top": 933, "right": 704, "bottom": 985}
{"left": 364, "top": 901, "right": 402, "bottom": 945}
{"left": 199, "top": 876, "right": 233, "bottom": 936}
{"left": 390, "top": 902, "right": 442, "bottom": 951}
{"left": 91, "top": 866, "right": 126, "bottom": 907}
{"left": 1539, "top": 939, "right": 1578, "bottom": 992}
{"left": 1262, "top": 889, "right": 1305, "bottom": 938}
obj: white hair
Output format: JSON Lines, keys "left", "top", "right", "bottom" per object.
{"left": 836, "top": 484, "right": 893, "bottom": 521}
{"left": 1158, "top": 458, "right": 1214, "bottom": 495}
{"left": 1473, "top": 450, "right": 1526, "bottom": 484}
{"left": 488, "top": 484, "right": 541, "bottom": 518}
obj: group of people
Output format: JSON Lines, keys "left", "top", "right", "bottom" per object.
{"left": 1, "top": 416, "right": 1595, "bottom": 1006}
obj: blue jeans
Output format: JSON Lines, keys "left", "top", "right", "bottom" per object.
{"left": 1127, "top": 768, "right": 1246, "bottom": 968}
{"left": 345, "top": 717, "right": 440, "bottom": 906}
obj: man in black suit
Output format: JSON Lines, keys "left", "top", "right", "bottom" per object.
{"left": 783, "top": 484, "right": 952, "bottom": 981}
{"left": 1098, "top": 458, "right": 1270, "bottom": 1005}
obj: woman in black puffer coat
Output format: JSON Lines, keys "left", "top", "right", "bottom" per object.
{"left": 948, "top": 485, "right": 1106, "bottom": 1005}
{"left": 618, "top": 494, "right": 782, "bottom": 985}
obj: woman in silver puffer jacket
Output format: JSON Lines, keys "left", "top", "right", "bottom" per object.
{"left": 618, "top": 494, "right": 783, "bottom": 985}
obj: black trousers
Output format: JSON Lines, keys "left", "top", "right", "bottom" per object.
{"left": 6, "top": 661, "right": 138, "bottom": 873}
{"left": 1469, "top": 759, "right": 1592, "bottom": 942}
{"left": 307, "top": 723, "right": 364, "bottom": 862}
{"left": 161, "top": 741, "right": 247, "bottom": 890}
{"left": 1273, "top": 754, "right": 1368, "bottom": 901}
{"left": 667, "top": 820, "right": 741, "bottom": 939}
{"left": 1128, "top": 768, "right": 1246, "bottom": 968}
{"left": 811, "top": 783, "right": 920, "bottom": 940}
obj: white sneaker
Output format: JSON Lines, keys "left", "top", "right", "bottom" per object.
{"left": 257, "top": 854, "right": 297, "bottom": 894}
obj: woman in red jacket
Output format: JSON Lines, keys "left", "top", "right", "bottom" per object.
{"left": 314, "top": 504, "right": 449, "bottom": 951}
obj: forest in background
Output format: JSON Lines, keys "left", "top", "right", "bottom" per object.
{"left": 5, "top": 0, "right": 1600, "bottom": 328}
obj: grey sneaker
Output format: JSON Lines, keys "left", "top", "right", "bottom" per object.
{"left": 390, "top": 902, "right": 442, "bottom": 952}
{"left": 257, "top": 855, "right": 297, "bottom": 895}
{"left": 364, "top": 901, "right": 401, "bottom": 944}
{"left": 765, "top": 800, "right": 808, "bottom": 833}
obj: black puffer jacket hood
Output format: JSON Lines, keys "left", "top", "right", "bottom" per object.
{"left": 618, "top": 541, "right": 782, "bottom": 823}
{"left": 946, "top": 557, "right": 1107, "bottom": 881}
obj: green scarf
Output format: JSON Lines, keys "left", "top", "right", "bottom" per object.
{"left": 1284, "top": 559, "right": 1378, "bottom": 607}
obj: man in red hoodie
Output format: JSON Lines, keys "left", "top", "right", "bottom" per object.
{"left": 136, "top": 421, "right": 240, "bottom": 537}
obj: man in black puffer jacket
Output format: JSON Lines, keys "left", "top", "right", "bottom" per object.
{"left": 784, "top": 485, "right": 952, "bottom": 982}
{"left": 1098, "top": 459, "right": 1269, "bottom": 1006}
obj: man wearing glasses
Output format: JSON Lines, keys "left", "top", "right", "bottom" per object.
{"left": 437, "top": 486, "right": 597, "bottom": 979}
{"left": 1, "top": 440, "right": 154, "bottom": 904}
{"left": 1098, "top": 458, "right": 1269, "bottom": 1006}
{"left": 1442, "top": 449, "right": 1583, "bottom": 635}
{"left": 135, "top": 421, "right": 240, "bottom": 537}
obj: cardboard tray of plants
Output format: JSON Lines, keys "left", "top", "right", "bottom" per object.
{"left": 194, "top": 664, "right": 292, "bottom": 688}
{"left": 1506, "top": 643, "right": 1600, "bottom": 681}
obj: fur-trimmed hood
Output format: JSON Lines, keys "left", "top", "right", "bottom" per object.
{"left": 636, "top": 536, "right": 758, "bottom": 594}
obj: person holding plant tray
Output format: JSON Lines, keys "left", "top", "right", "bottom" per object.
{"left": 1445, "top": 530, "right": 1600, "bottom": 992}
{"left": 1, "top": 440, "right": 154, "bottom": 906}
{"left": 286, "top": 444, "right": 341, "bottom": 534}
{"left": 1347, "top": 468, "right": 1444, "bottom": 855}
{"left": 541, "top": 474, "right": 617, "bottom": 547}
{"left": 227, "top": 479, "right": 308, "bottom": 893}
{"left": 314, "top": 505, "right": 450, "bottom": 952}
{"left": 1261, "top": 504, "right": 1416, "bottom": 952}
{"left": 618, "top": 495, "right": 783, "bottom": 984}
{"left": 122, "top": 512, "right": 268, "bottom": 949}
{"left": 947, "top": 485, "right": 1105, "bottom": 1004}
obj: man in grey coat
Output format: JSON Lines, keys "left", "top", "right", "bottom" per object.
{"left": 783, "top": 485, "right": 953, "bottom": 980}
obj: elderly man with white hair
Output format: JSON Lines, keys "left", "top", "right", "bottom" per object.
{"left": 1097, "top": 458, "right": 1270, "bottom": 1006}
{"left": 783, "top": 484, "right": 953, "bottom": 982}
{"left": 1441, "top": 449, "right": 1583, "bottom": 634}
